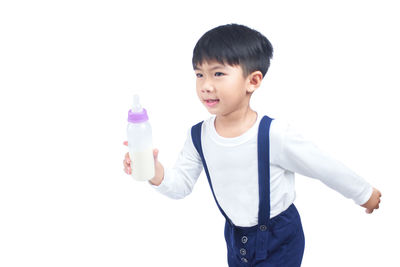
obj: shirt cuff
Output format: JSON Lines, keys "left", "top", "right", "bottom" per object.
{"left": 353, "top": 185, "right": 373, "bottom": 206}
{"left": 148, "top": 168, "right": 172, "bottom": 195}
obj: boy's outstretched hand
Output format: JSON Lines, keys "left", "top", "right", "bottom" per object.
{"left": 361, "top": 187, "right": 382, "bottom": 214}
{"left": 123, "top": 141, "right": 165, "bottom": 186}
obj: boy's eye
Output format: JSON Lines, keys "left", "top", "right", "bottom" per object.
{"left": 215, "top": 72, "right": 225, "bottom": 77}
{"left": 196, "top": 73, "right": 203, "bottom": 78}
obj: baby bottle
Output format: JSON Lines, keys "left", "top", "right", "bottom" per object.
{"left": 127, "top": 95, "right": 155, "bottom": 181}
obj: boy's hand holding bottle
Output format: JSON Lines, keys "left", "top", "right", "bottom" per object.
{"left": 123, "top": 141, "right": 164, "bottom": 186}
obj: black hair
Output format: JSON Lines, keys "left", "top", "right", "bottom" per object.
{"left": 192, "top": 24, "right": 274, "bottom": 78}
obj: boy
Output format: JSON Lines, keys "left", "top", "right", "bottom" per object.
{"left": 123, "top": 24, "right": 381, "bottom": 266}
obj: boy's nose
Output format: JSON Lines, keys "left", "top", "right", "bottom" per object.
{"left": 201, "top": 80, "right": 215, "bottom": 93}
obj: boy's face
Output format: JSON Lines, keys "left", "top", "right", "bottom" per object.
{"left": 194, "top": 60, "right": 254, "bottom": 116}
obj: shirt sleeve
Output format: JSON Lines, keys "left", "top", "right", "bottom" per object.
{"left": 274, "top": 121, "right": 373, "bottom": 205}
{"left": 150, "top": 129, "right": 203, "bottom": 199}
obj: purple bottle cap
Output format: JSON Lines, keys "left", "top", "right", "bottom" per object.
{"left": 128, "top": 108, "right": 149, "bottom": 123}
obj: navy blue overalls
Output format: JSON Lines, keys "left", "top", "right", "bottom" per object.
{"left": 191, "top": 115, "right": 305, "bottom": 266}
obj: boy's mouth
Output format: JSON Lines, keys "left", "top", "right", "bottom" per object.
{"left": 204, "top": 99, "right": 219, "bottom": 107}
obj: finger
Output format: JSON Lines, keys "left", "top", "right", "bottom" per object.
{"left": 124, "top": 159, "right": 131, "bottom": 169}
{"left": 153, "top": 149, "right": 159, "bottom": 160}
{"left": 123, "top": 155, "right": 132, "bottom": 168}
{"left": 366, "top": 208, "right": 373, "bottom": 214}
{"left": 125, "top": 152, "right": 131, "bottom": 164}
{"left": 123, "top": 141, "right": 128, "bottom": 146}
{"left": 124, "top": 165, "right": 131, "bottom": 175}
{"left": 374, "top": 188, "right": 381, "bottom": 197}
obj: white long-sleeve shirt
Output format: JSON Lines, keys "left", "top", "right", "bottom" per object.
{"left": 152, "top": 114, "right": 372, "bottom": 227}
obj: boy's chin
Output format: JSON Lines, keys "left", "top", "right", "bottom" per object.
{"left": 204, "top": 108, "right": 218, "bottom": 115}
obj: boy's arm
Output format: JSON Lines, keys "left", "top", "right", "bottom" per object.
{"left": 148, "top": 129, "right": 203, "bottom": 199}
{"left": 275, "top": 121, "right": 380, "bottom": 210}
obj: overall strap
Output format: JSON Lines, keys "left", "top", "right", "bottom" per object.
{"left": 255, "top": 115, "right": 273, "bottom": 261}
{"left": 257, "top": 115, "right": 273, "bottom": 227}
{"left": 191, "top": 121, "right": 234, "bottom": 226}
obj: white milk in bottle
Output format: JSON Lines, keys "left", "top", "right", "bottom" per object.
{"left": 127, "top": 95, "right": 155, "bottom": 181}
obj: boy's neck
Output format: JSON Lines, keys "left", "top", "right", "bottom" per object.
{"left": 214, "top": 108, "right": 258, "bottom": 138}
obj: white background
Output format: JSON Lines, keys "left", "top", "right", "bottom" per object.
{"left": 1, "top": 0, "right": 399, "bottom": 266}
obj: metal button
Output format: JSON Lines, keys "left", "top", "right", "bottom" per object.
{"left": 241, "top": 236, "right": 248, "bottom": 244}
{"left": 260, "top": 225, "right": 267, "bottom": 231}
{"left": 240, "top": 248, "right": 247, "bottom": 256}
{"left": 241, "top": 257, "right": 248, "bottom": 263}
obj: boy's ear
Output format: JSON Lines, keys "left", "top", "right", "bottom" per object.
{"left": 246, "top": 71, "right": 263, "bottom": 93}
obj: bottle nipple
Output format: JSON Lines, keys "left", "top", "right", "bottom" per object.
{"left": 132, "top": 94, "right": 143, "bottom": 113}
